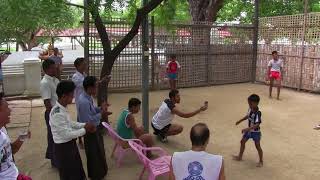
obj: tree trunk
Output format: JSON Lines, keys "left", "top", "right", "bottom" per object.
{"left": 86, "top": 0, "right": 165, "bottom": 105}
{"left": 187, "top": 0, "right": 224, "bottom": 22}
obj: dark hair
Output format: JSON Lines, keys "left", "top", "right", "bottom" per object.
{"left": 74, "top": 57, "right": 85, "bottom": 68}
{"left": 170, "top": 54, "right": 176, "bottom": 59}
{"left": 83, "top": 76, "right": 97, "bottom": 90}
{"left": 54, "top": 48, "right": 59, "bottom": 53}
{"left": 128, "top": 98, "right": 141, "bottom": 109}
{"left": 190, "top": 123, "right": 210, "bottom": 146}
{"left": 248, "top": 94, "right": 260, "bottom": 103}
{"left": 42, "top": 59, "right": 55, "bottom": 71}
{"left": 169, "top": 89, "right": 179, "bottom": 99}
{"left": 56, "top": 80, "right": 76, "bottom": 98}
{"left": 272, "top": 51, "right": 278, "bottom": 55}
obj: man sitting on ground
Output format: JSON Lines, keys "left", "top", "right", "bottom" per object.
{"left": 116, "top": 98, "right": 154, "bottom": 157}
{"left": 151, "top": 90, "right": 208, "bottom": 142}
{"left": 169, "top": 123, "right": 225, "bottom": 180}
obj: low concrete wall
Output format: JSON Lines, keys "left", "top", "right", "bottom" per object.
{"left": 3, "top": 73, "right": 25, "bottom": 96}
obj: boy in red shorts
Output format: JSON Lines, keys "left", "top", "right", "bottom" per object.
{"left": 267, "top": 51, "right": 283, "bottom": 100}
{"left": 167, "top": 54, "right": 180, "bottom": 90}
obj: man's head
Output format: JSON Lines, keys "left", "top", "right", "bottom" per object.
{"left": 128, "top": 98, "right": 141, "bottom": 114}
{"left": 248, "top": 94, "right": 260, "bottom": 109}
{"left": 0, "top": 93, "right": 11, "bottom": 127}
{"left": 170, "top": 54, "right": 176, "bottom": 61}
{"left": 42, "top": 59, "right": 56, "bottom": 76}
{"left": 190, "top": 123, "right": 210, "bottom": 147}
{"left": 53, "top": 48, "right": 59, "bottom": 56}
{"left": 272, "top": 51, "right": 278, "bottom": 60}
{"left": 169, "top": 89, "right": 180, "bottom": 104}
{"left": 83, "top": 76, "right": 98, "bottom": 96}
{"left": 74, "top": 57, "right": 87, "bottom": 73}
{"left": 56, "top": 80, "right": 76, "bottom": 105}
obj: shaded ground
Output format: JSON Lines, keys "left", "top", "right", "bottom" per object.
{"left": 7, "top": 83, "right": 320, "bottom": 180}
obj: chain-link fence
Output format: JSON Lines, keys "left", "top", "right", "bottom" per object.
{"left": 88, "top": 19, "right": 255, "bottom": 91}
{"left": 256, "top": 13, "right": 320, "bottom": 91}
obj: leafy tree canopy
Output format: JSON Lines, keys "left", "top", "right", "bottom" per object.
{"left": 0, "top": 0, "right": 80, "bottom": 49}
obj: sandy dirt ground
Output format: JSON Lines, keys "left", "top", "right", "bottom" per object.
{"left": 7, "top": 83, "right": 320, "bottom": 180}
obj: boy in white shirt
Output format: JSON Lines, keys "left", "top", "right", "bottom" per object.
{"left": 50, "top": 80, "right": 96, "bottom": 180}
{"left": 267, "top": 51, "right": 283, "bottom": 100}
{"left": 0, "top": 93, "right": 31, "bottom": 180}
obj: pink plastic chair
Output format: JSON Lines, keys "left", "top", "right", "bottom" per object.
{"left": 102, "top": 122, "right": 144, "bottom": 167}
{"left": 128, "top": 140, "right": 171, "bottom": 180}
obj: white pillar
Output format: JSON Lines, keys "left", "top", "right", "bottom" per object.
{"left": 23, "top": 58, "right": 41, "bottom": 96}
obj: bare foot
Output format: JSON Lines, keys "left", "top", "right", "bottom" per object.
{"left": 256, "top": 162, "right": 263, "bottom": 167}
{"left": 232, "top": 155, "right": 242, "bottom": 161}
{"left": 277, "top": 97, "right": 281, "bottom": 101}
{"left": 269, "top": 96, "right": 272, "bottom": 99}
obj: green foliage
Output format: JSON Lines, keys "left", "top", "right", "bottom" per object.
{"left": 217, "top": 0, "right": 320, "bottom": 24}
{"left": 101, "top": 0, "right": 190, "bottom": 26}
{"left": 0, "top": 0, "right": 80, "bottom": 46}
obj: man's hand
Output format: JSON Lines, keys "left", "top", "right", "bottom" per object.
{"left": 235, "top": 120, "right": 241, "bottom": 126}
{"left": 314, "top": 125, "right": 320, "bottom": 130}
{"left": 84, "top": 123, "right": 96, "bottom": 133}
{"left": 200, "top": 102, "right": 208, "bottom": 111}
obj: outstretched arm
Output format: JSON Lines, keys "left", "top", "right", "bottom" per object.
{"left": 236, "top": 115, "right": 248, "bottom": 125}
{"left": 172, "top": 104, "right": 207, "bottom": 118}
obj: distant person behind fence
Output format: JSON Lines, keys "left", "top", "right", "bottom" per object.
{"left": 48, "top": 48, "right": 63, "bottom": 80}
{"left": 167, "top": 54, "right": 180, "bottom": 90}
{"left": 266, "top": 51, "right": 283, "bottom": 100}
{"left": 169, "top": 123, "right": 225, "bottom": 180}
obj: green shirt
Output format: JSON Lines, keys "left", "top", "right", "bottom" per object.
{"left": 117, "top": 109, "right": 134, "bottom": 139}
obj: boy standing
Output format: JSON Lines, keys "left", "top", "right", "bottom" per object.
{"left": 77, "top": 76, "right": 109, "bottom": 180}
{"left": 40, "top": 59, "right": 59, "bottom": 167}
{"left": 167, "top": 54, "right": 180, "bottom": 90}
{"left": 233, "top": 94, "right": 263, "bottom": 167}
{"left": 72, "top": 57, "right": 87, "bottom": 148}
{"left": 50, "top": 80, "right": 96, "bottom": 180}
{"left": 267, "top": 51, "right": 283, "bottom": 100}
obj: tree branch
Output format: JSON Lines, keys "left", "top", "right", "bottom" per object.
{"left": 112, "top": 0, "right": 164, "bottom": 56}
{"left": 65, "top": 1, "right": 85, "bottom": 9}
{"left": 87, "top": 0, "right": 112, "bottom": 54}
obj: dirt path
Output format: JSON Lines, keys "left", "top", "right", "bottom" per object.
{"left": 9, "top": 83, "right": 320, "bottom": 180}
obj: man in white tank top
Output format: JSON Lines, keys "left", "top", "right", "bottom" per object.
{"left": 169, "top": 123, "right": 225, "bottom": 180}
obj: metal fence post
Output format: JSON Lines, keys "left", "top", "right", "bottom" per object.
{"left": 252, "top": 0, "right": 259, "bottom": 83}
{"left": 142, "top": 0, "right": 149, "bottom": 133}
{"left": 298, "top": 0, "right": 308, "bottom": 91}
{"left": 84, "top": 0, "right": 90, "bottom": 74}
{"left": 151, "top": 16, "right": 155, "bottom": 89}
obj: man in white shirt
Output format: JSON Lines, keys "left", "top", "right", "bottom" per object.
{"left": 169, "top": 123, "right": 225, "bottom": 180}
{"left": 71, "top": 57, "right": 87, "bottom": 148}
{"left": 0, "top": 93, "right": 31, "bottom": 180}
{"left": 40, "top": 59, "right": 59, "bottom": 167}
{"left": 267, "top": 51, "right": 283, "bottom": 100}
{"left": 151, "top": 90, "right": 208, "bottom": 142}
{"left": 50, "top": 80, "right": 96, "bottom": 180}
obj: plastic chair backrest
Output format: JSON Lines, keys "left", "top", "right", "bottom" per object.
{"left": 102, "top": 122, "right": 123, "bottom": 142}
{"left": 128, "top": 140, "right": 150, "bottom": 165}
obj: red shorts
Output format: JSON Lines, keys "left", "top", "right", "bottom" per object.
{"left": 270, "top": 71, "right": 281, "bottom": 80}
